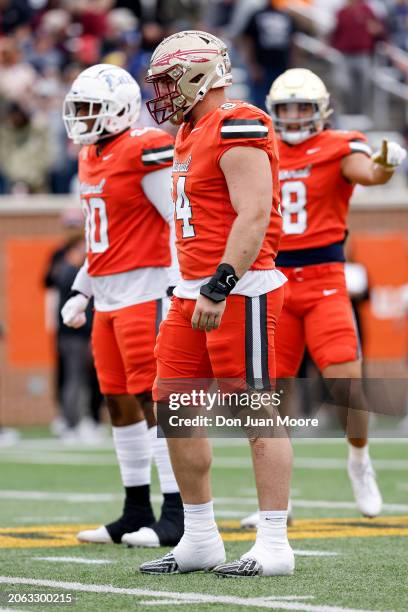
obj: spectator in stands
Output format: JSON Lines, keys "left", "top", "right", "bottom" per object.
{"left": 0, "top": 0, "right": 32, "bottom": 35}
{"left": 330, "top": 0, "right": 386, "bottom": 115}
{"left": 0, "top": 102, "right": 50, "bottom": 193}
{"left": 242, "top": 0, "right": 296, "bottom": 110}
{"left": 24, "top": 26, "right": 64, "bottom": 73}
{"left": 388, "top": 0, "right": 408, "bottom": 52}
{"left": 156, "top": 0, "right": 204, "bottom": 30}
{"left": 0, "top": 36, "right": 37, "bottom": 103}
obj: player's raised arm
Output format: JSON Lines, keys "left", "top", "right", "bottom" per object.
{"left": 342, "top": 139, "right": 407, "bottom": 186}
{"left": 219, "top": 146, "right": 272, "bottom": 277}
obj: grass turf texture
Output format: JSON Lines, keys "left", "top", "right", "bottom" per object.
{"left": 0, "top": 433, "right": 407, "bottom": 611}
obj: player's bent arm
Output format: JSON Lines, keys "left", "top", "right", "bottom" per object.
{"left": 191, "top": 147, "right": 273, "bottom": 332}
{"left": 72, "top": 260, "right": 92, "bottom": 298}
{"left": 341, "top": 140, "right": 407, "bottom": 186}
{"left": 342, "top": 153, "right": 394, "bottom": 186}
{"left": 219, "top": 146, "right": 273, "bottom": 277}
{"left": 61, "top": 261, "right": 91, "bottom": 329}
{"left": 191, "top": 146, "right": 273, "bottom": 332}
{"left": 141, "top": 167, "right": 181, "bottom": 288}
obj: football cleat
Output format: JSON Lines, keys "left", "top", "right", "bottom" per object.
{"left": 214, "top": 542, "right": 295, "bottom": 578}
{"left": 240, "top": 511, "right": 259, "bottom": 529}
{"left": 77, "top": 526, "right": 113, "bottom": 544}
{"left": 123, "top": 527, "right": 160, "bottom": 548}
{"left": 123, "top": 492, "right": 184, "bottom": 548}
{"left": 348, "top": 459, "right": 383, "bottom": 518}
{"left": 139, "top": 533, "right": 225, "bottom": 573}
{"left": 139, "top": 552, "right": 180, "bottom": 574}
{"left": 213, "top": 557, "right": 262, "bottom": 578}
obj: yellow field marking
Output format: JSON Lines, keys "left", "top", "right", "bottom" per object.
{"left": 1, "top": 517, "right": 408, "bottom": 548}
{"left": 220, "top": 516, "right": 408, "bottom": 541}
{"left": 0, "top": 525, "right": 95, "bottom": 549}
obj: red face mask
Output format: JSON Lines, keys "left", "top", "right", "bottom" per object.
{"left": 146, "top": 66, "right": 186, "bottom": 125}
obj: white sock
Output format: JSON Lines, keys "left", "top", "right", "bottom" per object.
{"left": 173, "top": 501, "right": 225, "bottom": 571}
{"left": 253, "top": 511, "right": 289, "bottom": 550}
{"left": 112, "top": 421, "right": 151, "bottom": 487}
{"left": 149, "top": 426, "right": 179, "bottom": 493}
{"left": 183, "top": 501, "right": 219, "bottom": 540}
{"left": 348, "top": 442, "right": 370, "bottom": 464}
{"left": 242, "top": 510, "right": 294, "bottom": 575}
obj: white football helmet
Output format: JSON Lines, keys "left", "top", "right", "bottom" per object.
{"left": 266, "top": 69, "right": 333, "bottom": 145}
{"left": 63, "top": 64, "right": 141, "bottom": 145}
{"left": 146, "top": 30, "right": 232, "bottom": 125}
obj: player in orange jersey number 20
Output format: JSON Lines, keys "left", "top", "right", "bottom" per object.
{"left": 61, "top": 64, "right": 183, "bottom": 549}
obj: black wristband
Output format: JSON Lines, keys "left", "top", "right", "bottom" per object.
{"left": 200, "top": 264, "right": 239, "bottom": 303}
{"left": 167, "top": 286, "right": 175, "bottom": 297}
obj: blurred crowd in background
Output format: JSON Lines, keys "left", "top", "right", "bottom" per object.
{"left": 0, "top": 0, "right": 407, "bottom": 195}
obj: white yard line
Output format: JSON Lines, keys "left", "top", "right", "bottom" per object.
{"left": 1, "top": 439, "right": 115, "bottom": 451}
{"left": 138, "top": 600, "right": 207, "bottom": 606}
{"left": 14, "top": 517, "right": 83, "bottom": 523}
{"left": 1, "top": 453, "right": 408, "bottom": 471}
{"left": 294, "top": 458, "right": 408, "bottom": 470}
{"left": 33, "top": 557, "right": 113, "bottom": 565}
{"left": 0, "top": 577, "right": 379, "bottom": 612}
{"left": 0, "top": 453, "right": 116, "bottom": 466}
{"left": 0, "top": 491, "right": 122, "bottom": 502}
{"left": 292, "top": 500, "right": 408, "bottom": 512}
{"left": 32, "top": 552, "right": 338, "bottom": 564}
{"left": 1, "top": 490, "right": 408, "bottom": 513}
{"left": 214, "top": 496, "right": 408, "bottom": 513}
{"left": 139, "top": 596, "right": 315, "bottom": 607}
{"left": 4, "top": 437, "right": 407, "bottom": 451}
{"left": 214, "top": 457, "right": 408, "bottom": 471}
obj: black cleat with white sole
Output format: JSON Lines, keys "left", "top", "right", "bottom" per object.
{"left": 106, "top": 485, "right": 155, "bottom": 543}
{"left": 139, "top": 552, "right": 180, "bottom": 574}
{"left": 213, "top": 558, "right": 262, "bottom": 578}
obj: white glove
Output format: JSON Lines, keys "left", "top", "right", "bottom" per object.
{"left": 61, "top": 293, "right": 89, "bottom": 329}
{"left": 372, "top": 139, "right": 407, "bottom": 171}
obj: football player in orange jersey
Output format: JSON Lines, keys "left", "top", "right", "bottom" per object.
{"left": 139, "top": 30, "right": 294, "bottom": 578}
{"left": 241, "top": 68, "right": 407, "bottom": 529}
{"left": 61, "top": 64, "right": 184, "bottom": 548}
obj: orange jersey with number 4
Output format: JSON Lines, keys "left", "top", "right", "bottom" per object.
{"left": 172, "top": 101, "right": 282, "bottom": 280}
{"left": 79, "top": 127, "right": 174, "bottom": 277}
{"left": 278, "top": 130, "right": 371, "bottom": 251}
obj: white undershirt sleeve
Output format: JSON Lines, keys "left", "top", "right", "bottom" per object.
{"left": 72, "top": 258, "right": 93, "bottom": 298}
{"left": 141, "top": 166, "right": 180, "bottom": 287}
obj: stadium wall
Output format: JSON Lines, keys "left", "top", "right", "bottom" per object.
{"left": 0, "top": 192, "right": 407, "bottom": 426}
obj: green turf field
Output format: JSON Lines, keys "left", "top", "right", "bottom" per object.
{"left": 0, "top": 431, "right": 407, "bottom": 611}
